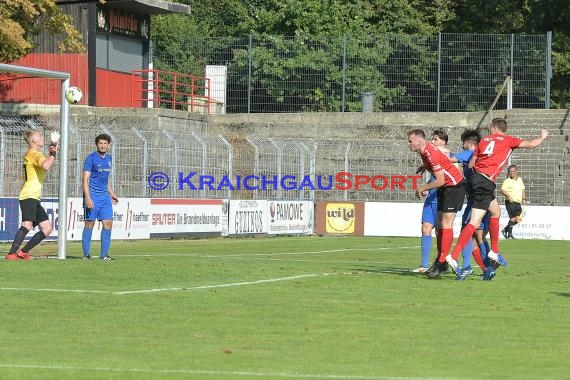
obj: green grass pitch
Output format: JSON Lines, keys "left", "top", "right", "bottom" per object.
{"left": 1, "top": 236, "right": 569, "bottom": 379}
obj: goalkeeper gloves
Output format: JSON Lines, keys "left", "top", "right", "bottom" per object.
{"left": 48, "top": 131, "right": 60, "bottom": 157}
{"left": 50, "top": 131, "right": 61, "bottom": 144}
{"left": 49, "top": 142, "right": 57, "bottom": 157}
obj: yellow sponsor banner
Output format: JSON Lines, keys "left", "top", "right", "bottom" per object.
{"left": 316, "top": 201, "right": 364, "bottom": 236}
{"left": 325, "top": 203, "right": 355, "bottom": 233}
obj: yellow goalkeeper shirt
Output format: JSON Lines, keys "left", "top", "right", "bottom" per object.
{"left": 19, "top": 149, "right": 47, "bottom": 200}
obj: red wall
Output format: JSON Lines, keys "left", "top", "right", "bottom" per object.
{"left": 1, "top": 54, "right": 144, "bottom": 108}
{"left": 95, "top": 69, "right": 141, "bottom": 108}
{"left": 0, "top": 53, "right": 88, "bottom": 104}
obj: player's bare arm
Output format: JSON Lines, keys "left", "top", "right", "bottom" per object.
{"left": 518, "top": 129, "right": 549, "bottom": 148}
{"left": 40, "top": 153, "right": 56, "bottom": 171}
{"left": 416, "top": 170, "right": 444, "bottom": 198}
{"left": 108, "top": 183, "right": 119, "bottom": 204}
{"left": 39, "top": 135, "right": 58, "bottom": 171}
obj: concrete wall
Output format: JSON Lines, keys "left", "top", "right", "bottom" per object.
{"left": 207, "top": 111, "right": 496, "bottom": 139}
{"left": 69, "top": 106, "right": 209, "bottom": 134}
{"left": 207, "top": 109, "right": 570, "bottom": 140}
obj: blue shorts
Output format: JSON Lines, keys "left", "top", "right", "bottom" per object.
{"left": 421, "top": 199, "right": 438, "bottom": 225}
{"left": 479, "top": 212, "right": 490, "bottom": 231}
{"left": 462, "top": 200, "right": 472, "bottom": 226}
{"left": 84, "top": 195, "right": 113, "bottom": 221}
{"left": 462, "top": 199, "right": 489, "bottom": 230}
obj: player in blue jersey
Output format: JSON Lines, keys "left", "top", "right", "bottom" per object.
{"left": 450, "top": 129, "right": 479, "bottom": 279}
{"left": 82, "top": 134, "right": 118, "bottom": 260}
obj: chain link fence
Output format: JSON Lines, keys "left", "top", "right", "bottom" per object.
{"left": 1, "top": 114, "right": 568, "bottom": 205}
{"left": 0, "top": 115, "right": 61, "bottom": 198}
{"left": 153, "top": 32, "right": 551, "bottom": 113}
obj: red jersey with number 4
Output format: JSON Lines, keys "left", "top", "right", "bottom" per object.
{"left": 420, "top": 143, "right": 464, "bottom": 186}
{"left": 474, "top": 134, "right": 523, "bottom": 182}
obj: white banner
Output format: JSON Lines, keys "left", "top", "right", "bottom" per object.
{"left": 66, "top": 197, "right": 151, "bottom": 240}
{"left": 149, "top": 199, "right": 223, "bottom": 237}
{"left": 364, "top": 202, "right": 422, "bottom": 237}
{"left": 221, "top": 199, "right": 229, "bottom": 237}
{"left": 364, "top": 202, "right": 570, "bottom": 240}
{"left": 267, "top": 200, "right": 314, "bottom": 235}
{"left": 505, "top": 205, "right": 570, "bottom": 240}
{"left": 229, "top": 200, "right": 268, "bottom": 235}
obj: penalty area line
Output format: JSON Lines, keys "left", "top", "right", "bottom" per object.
{"left": 127, "top": 246, "right": 421, "bottom": 259}
{"left": 0, "top": 273, "right": 355, "bottom": 296}
{"left": 114, "top": 272, "right": 346, "bottom": 295}
{"left": 0, "top": 287, "right": 107, "bottom": 294}
{"left": 0, "top": 363, "right": 430, "bottom": 380}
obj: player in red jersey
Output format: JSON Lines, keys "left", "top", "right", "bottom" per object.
{"left": 446, "top": 118, "right": 549, "bottom": 280}
{"left": 407, "top": 129, "right": 466, "bottom": 278}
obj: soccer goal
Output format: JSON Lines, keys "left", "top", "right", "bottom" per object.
{"left": 0, "top": 63, "right": 71, "bottom": 259}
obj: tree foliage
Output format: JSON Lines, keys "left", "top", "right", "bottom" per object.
{"left": 155, "top": 1, "right": 454, "bottom": 111}
{"left": 446, "top": 0, "right": 570, "bottom": 108}
{"left": 152, "top": 0, "right": 570, "bottom": 109}
{"left": 0, "top": 0, "right": 85, "bottom": 63}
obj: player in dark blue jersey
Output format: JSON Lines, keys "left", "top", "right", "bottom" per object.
{"left": 450, "top": 130, "right": 480, "bottom": 279}
{"left": 451, "top": 129, "right": 500, "bottom": 279}
{"left": 82, "top": 134, "right": 118, "bottom": 260}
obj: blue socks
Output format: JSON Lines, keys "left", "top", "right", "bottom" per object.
{"left": 482, "top": 241, "right": 491, "bottom": 267}
{"left": 82, "top": 227, "right": 93, "bottom": 256}
{"left": 101, "top": 228, "right": 112, "bottom": 257}
{"left": 461, "top": 239, "right": 473, "bottom": 269}
{"left": 82, "top": 227, "right": 112, "bottom": 258}
{"left": 420, "top": 235, "right": 432, "bottom": 267}
{"left": 478, "top": 242, "right": 488, "bottom": 261}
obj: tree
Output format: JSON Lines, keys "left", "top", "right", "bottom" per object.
{"left": 445, "top": 0, "right": 570, "bottom": 108}
{"left": 233, "top": 0, "right": 454, "bottom": 37}
{"left": 152, "top": 0, "right": 569, "bottom": 110}
{"left": 523, "top": 0, "right": 570, "bottom": 108}
{"left": 0, "top": 0, "right": 84, "bottom": 63}
{"left": 152, "top": 0, "right": 455, "bottom": 111}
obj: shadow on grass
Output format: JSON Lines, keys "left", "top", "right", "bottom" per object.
{"left": 350, "top": 266, "right": 453, "bottom": 279}
{"left": 349, "top": 265, "right": 482, "bottom": 281}
{"left": 351, "top": 266, "right": 418, "bottom": 276}
{"left": 552, "top": 292, "right": 570, "bottom": 298}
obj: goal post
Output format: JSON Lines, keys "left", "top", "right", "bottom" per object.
{"left": 0, "top": 63, "right": 70, "bottom": 259}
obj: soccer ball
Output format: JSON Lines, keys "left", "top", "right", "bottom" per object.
{"left": 65, "top": 86, "right": 83, "bottom": 104}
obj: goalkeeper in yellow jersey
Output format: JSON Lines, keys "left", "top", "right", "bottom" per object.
{"left": 5, "top": 130, "right": 59, "bottom": 260}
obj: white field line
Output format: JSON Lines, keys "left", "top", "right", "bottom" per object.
{"left": 0, "top": 363, "right": 443, "bottom": 380}
{"left": 0, "top": 246, "right": 418, "bottom": 295}
{"left": 222, "top": 257, "right": 396, "bottom": 265}
{"left": 128, "top": 246, "right": 420, "bottom": 258}
{"left": 0, "top": 272, "right": 353, "bottom": 296}
{"left": 114, "top": 272, "right": 345, "bottom": 295}
{"left": 0, "top": 287, "right": 107, "bottom": 294}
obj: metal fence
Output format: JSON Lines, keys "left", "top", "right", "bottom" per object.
{"left": 0, "top": 115, "right": 62, "bottom": 198}
{"left": 1, "top": 114, "right": 568, "bottom": 205}
{"left": 153, "top": 32, "right": 551, "bottom": 113}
